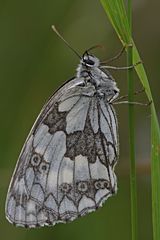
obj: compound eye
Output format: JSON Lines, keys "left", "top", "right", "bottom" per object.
{"left": 84, "top": 58, "right": 95, "bottom": 65}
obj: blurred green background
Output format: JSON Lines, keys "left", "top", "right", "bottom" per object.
{"left": 0, "top": 0, "right": 159, "bottom": 239}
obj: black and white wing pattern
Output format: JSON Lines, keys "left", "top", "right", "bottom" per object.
{"left": 5, "top": 53, "right": 119, "bottom": 228}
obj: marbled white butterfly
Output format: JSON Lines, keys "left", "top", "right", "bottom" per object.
{"left": 5, "top": 26, "right": 134, "bottom": 228}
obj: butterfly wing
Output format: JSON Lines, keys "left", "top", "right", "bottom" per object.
{"left": 5, "top": 77, "right": 119, "bottom": 228}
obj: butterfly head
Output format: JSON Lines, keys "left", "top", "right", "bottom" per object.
{"left": 81, "top": 52, "right": 100, "bottom": 68}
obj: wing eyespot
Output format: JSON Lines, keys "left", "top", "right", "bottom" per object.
{"left": 77, "top": 181, "right": 88, "bottom": 193}
{"left": 39, "top": 162, "right": 49, "bottom": 174}
{"left": 94, "top": 179, "right": 110, "bottom": 190}
{"left": 60, "top": 183, "right": 72, "bottom": 194}
{"left": 31, "top": 154, "right": 41, "bottom": 166}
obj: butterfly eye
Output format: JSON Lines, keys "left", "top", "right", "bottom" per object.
{"left": 83, "top": 58, "right": 95, "bottom": 66}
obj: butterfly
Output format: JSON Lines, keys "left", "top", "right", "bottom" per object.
{"left": 5, "top": 26, "right": 120, "bottom": 228}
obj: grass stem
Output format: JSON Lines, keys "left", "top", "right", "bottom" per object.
{"left": 100, "top": 1, "right": 160, "bottom": 239}
{"left": 127, "top": 1, "right": 137, "bottom": 239}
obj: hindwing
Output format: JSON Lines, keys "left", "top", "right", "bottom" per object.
{"left": 5, "top": 77, "right": 119, "bottom": 227}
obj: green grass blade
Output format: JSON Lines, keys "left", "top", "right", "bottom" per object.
{"left": 128, "top": 48, "right": 137, "bottom": 240}
{"left": 132, "top": 45, "right": 160, "bottom": 240}
{"left": 151, "top": 105, "right": 160, "bottom": 239}
{"left": 100, "top": 0, "right": 160, "bottom": 239}
{"left": 127, "top": 0, "right": 137, "bottom": 239}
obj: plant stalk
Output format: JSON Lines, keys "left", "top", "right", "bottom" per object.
{"left": 127, "top": 1, "right": 137, "bottom": 240}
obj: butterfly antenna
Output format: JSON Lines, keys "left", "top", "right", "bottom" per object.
{"left": 86, "top": 44, "right": 104, "bottom": 53}
{"left": 52, "top": 25, "right": 81, "bottom": 59}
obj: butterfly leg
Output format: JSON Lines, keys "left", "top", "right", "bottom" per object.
{"left": 101, "top": 43, "right": 132, "bottom": 64}
{"left": 114, "top": 88, "right": 145, "bottom": 102}
{"left": 100, "top": 60, "right": 142, "bottom": 70}
{"left": 113, "top": 100, "right": 152, "bottom": 106}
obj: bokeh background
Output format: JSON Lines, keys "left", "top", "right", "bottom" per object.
{"left": 0, "top": 0, "right": 159, "bottom": 239}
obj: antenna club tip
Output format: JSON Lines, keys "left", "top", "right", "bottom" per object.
{"left": 51, "top": 25, "right": 56, "bottom": 31}
{"left": 51, "top": 24, "right": 81, "bottom": 59}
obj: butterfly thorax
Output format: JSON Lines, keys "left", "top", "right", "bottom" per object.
{"left": 76, "top": 53, "right": 120, "bottom": 102}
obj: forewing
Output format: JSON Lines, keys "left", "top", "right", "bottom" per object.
{"left": 5, "top": 78, "right": 119, "bottom": 228}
